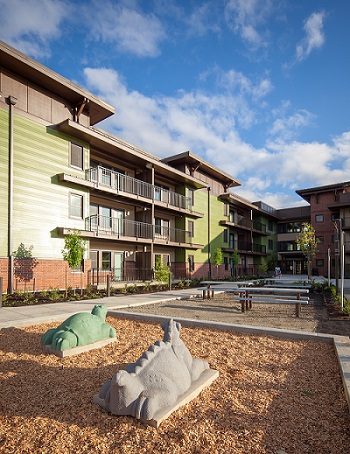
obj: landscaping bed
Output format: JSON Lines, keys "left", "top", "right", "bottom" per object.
{"left": 1, "top": 317, "right": 350, "bottom": 453}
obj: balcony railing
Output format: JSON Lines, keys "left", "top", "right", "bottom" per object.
{"left": 252, "top": 220, "right": 267, "bottom": 233}
{"left": 236, "top": 217, "right": 266, "bottom": 233}
{"left": 86, "top": 166, "right": 191, "bottom": 211}
{"left": 85, "top": 215, "right": 192, "bottom": 244}
{"left": 237, "top": 241, "right": 266, "bottom": 254}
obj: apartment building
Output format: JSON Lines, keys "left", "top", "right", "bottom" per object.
{"left": 1, "top": 40, "right": 275, "bottom": 292}
{"left": 296, "top": 182, "right": 350, "bottom": 278}
{"left": 2, "top": 40, "right": 347, "bottom": 293}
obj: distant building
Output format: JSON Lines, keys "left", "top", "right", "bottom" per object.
{"left": 296, "top": 182, "right": 350, "bottom": 278}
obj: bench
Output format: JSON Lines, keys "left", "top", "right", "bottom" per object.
{"left": 198, "top": 286, "right": 241, "bottom": 299}
{"left": 235, "top": 296, "right": 309, "bottom": 317}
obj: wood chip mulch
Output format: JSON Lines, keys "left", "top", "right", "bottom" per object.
{"left": 1, "top": 316, "right": 350, "bottom": 453}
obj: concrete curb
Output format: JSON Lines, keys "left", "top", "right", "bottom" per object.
{"left": 109, "top": 310, "right": 350, "bottom": 414}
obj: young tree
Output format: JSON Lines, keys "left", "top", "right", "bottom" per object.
{"left": 13, "top": 243, "right": 37, "bottom": 283}
{"left": 295, "top": 223, "right": 318, "bottom": 280}
{"left": 231, "top": 250, "right": 240, "bottom": 279}
{"left": 213, "top": 248, "right": 223, "bottom": 278}
{"left": 62, "top": 230, "right": 86, "bottom": 269}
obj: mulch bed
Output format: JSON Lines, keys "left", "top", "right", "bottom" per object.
{"left": 1, "top": 316, "right": 350, "bottom": 453}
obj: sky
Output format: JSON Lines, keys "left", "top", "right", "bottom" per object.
{"left": 1, "top": 0, "right": 350, "bottom": 208}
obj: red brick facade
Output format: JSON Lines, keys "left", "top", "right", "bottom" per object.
{"left": 0, "top": 258, "right": 92, "bottom": 293}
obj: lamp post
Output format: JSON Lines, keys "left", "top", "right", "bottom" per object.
{"left": 333, "top": 219, "right": 344, "bottom": 308}
{"left": 333, "top": 220, "right": 340, "bottom": 293}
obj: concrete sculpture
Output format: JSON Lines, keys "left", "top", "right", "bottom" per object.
{"left": 41, "top": 304, "right": 116, "bottom": 351}
{"left": 94, "top": 319, "right": 218, "bottom": 426}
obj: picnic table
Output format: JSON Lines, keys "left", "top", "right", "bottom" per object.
{"left": 198, "top": 285, "right": 309, "bottom": 317}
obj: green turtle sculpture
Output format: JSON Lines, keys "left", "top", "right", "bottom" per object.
{"left": 41, "top": 304, "right": 116, "bottom": 351}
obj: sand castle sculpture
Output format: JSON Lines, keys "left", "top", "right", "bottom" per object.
{"left": 41, "top": 304, "right": 116, "bottom": 351}
{"left": 94, "top": 319, "right": 218, "bottom": 425}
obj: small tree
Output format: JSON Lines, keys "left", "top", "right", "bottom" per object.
{"left": 62, "top": 230, "right": 86, "bottom": 269}
{"left": 153, "top": 255, "right": 170, "bottom": 285}
{"left": 13, "top": 243, "right": 37, "bottom": 285}
{"left": 295, "top": 223, "right": 318, "bottom": 280}
{"left": 213, "top": 248, "right": 223, "bottom": 278}
{"left": 13, "top": 243, "right": 34, "bottom": 259}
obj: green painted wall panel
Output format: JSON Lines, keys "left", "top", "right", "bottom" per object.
{"left": 1, "top": 108, "right": 90, "bottom": 259}
{"left": 0, "top": 108, "right": 9, "bottom": 254}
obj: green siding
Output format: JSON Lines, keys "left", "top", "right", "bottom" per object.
{"left": 0, "top": 108, "right": 9, "bottom": 255}
{"left": 1, "top": 108, "right": 90, "bottom": 259}
{"left": 188, "top": 189, "right": 225, "bottom": 264}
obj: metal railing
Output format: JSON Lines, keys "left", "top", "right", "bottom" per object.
{"left": 235, "top": 217, "right": 266, "bottom": 233}
{"left": 252, "top": 220, "right": 267, "bottom": 233}
{"left": 86, "top": 166, "right": 191, "bottom": 210}
{"left": 85, "top": 215, "right": 192, "bottom": 244}
{"left": 89, "top": 267, "right": 153, "bottom": 284}
{"left": 237, "top": 241, "right": 266, "bottom": 254}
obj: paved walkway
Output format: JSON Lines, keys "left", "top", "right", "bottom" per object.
{"left": 1, "top": 274, "right": 350, "bottom": 329}
{"left": 0, "top": 287, "right": 201, "bottom": 329}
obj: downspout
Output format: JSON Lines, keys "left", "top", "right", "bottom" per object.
{"left": 207, "top": 187, "right": 211, "bottom": 279}
{"left": 6, "top": 96, "right": 17, "bottom": 294}
{"left": 149, "top": 164, "right": 155, "bottom": 272}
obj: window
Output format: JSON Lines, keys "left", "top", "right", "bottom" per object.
{"left": 102, "top": 251, "right": 111, "bottom": 270}
{"left": 268, "top": 239, "right": 273, "bottom": 250}
{"left": 223, "top": 229, "right": 228, "bottom": 243}
{"left": 268, "top": 220, "right": 274, "bottom": 232}
{"left": 315, "top": 214, "right": 324, "bottom": 222}
{"left": 155, "top": 254, "right": 170, "bottom": 267}
{"left": 316, "top": 236, "right": 324, "bottom": 244}
{"left": 70, "top": 193, "right": 83, "bottom": 218}
{"left": 224, "top": 256, "right": 229, "bottom": 271}
{"left": 90, "top": 251, "right": 98, "bottom": 269}
{"left": 188, "top": 255, "right": 194, "bottom": 272}
{"left": 70, "top": 143, "right": 84, "bottom": 170}
{"left": 188, "top": 188, "right": 194, "bottom": 207}
{"left": 155, "top": 218, "right": 169, "bottom": 237}
{"left": 229, "top": 233, "right": 234, "bottom": 249}
{"left": 188, "top": 220, "right": 194, "bottom": 237}
{"left": 316, "top": 259, "right": 324, "bottom": 267}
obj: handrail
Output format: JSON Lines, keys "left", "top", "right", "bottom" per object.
{"left": 86, "top": 166, "right": 191, "bottom": 210}
{"left": 85, "top": 215, "right": 192, "bottom": 244}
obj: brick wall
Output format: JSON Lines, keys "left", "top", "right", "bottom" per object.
{"left": 0, "top": 258, "right": 92, "bottom": 293}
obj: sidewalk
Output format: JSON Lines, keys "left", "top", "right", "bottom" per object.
{"left": 0, "top": 287, "right": 201, "bottom": 329}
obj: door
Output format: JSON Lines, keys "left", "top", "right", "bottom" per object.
{"left": 112, "top": 209, "right": 124, "bottom": 235}
{"left": 114, "top": 252, "right": 124, "bottom": 281}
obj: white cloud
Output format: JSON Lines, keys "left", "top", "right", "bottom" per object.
{"left": 296, "top": 11, "right": 326, "bottom": 62}
{"left": 224, "top": 0, "right": 273, "bottom": 48}
{"left": 269, "top": 108, "right": 315, "bottom": 141}
{"left": 82, "top": 67, "right": 350, "bottom": 209}
{"left": 84, "top": 0, "right": 166, "bottom": 57}
{"left": 185, "top": 2, "right": 221, "bottom": 36}
{"left": 84, "top": 66, "right": 263, "bottom": 155}
{"left": 219, "top": 69, "right": 273, "bottom": 100}
{"left": 0, "top": 0, "right": 71, "bottom": 58}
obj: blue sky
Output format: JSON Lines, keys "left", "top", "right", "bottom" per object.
{"left": 1, "top": 0, "right": 350, "bottom": 208}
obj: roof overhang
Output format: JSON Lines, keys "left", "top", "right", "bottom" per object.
{"left": 54, "top": 120, "right": 207, "bottom": 188}
{"left": 162, "top": 151, "right": 241, "bottom": 189}
{"left": 0, "top": 40, "right": 115, "bottom": 125}
{"left": 296, "top": 181, "right": 350, "bottom": 203}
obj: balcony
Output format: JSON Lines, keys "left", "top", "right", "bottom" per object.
{"left": 84, "top": 215, "right": 199, "bottom": 247}
{"left": 237, "top": 241, "right": 266, "bottom": 254}
{"left": 220, "top": 217, "right": 267, "bottom": 234}
{"left": 85, "top": 166, "right": 198, "bottom": 214}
